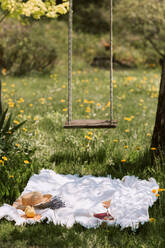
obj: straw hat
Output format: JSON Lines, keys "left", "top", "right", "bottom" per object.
{"left": 13, "top": 191, "right": 52, "bottom": 211}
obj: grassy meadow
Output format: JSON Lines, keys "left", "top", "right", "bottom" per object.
{"left": 0, "top": 63, "right": 165, "bottom": 248}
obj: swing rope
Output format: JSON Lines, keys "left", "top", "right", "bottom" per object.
{"left": 66, "top": 0, "right": 116, "bottom": 128}
{"left": 68, "top": 0, "right": 73, "bottom": 124}
{"left": 110, "top": 0, "right": 113, "bottom": 122}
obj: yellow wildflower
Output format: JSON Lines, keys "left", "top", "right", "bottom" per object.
{"left": 113, "top": 139, "right": 118, "bottom": 143}
{"left": 15, "top": 144, "right": 20, "bottom": 147}
{"left": 0, "top": 160, "right": 4, "bottom": 165}
{"left": 60, "top": 99, "right": 65, "bottom": 103}
{"left": 86, "top": 107, "right": 91, "bottom": 113}
{"left": 121, "top": 159, "right": 126, "bottom": 163}
{"left": 63, "top": 108, "right": 67, "bottom": 112}
{"left": 149, "top": 218, "right": 156, "bottom": 223}
{"left": 2, "top": 156, "right": 7, "bottom": 161}
{"left": 1, "top": 68, "right": 7, "bottom": 75}
{"left": 13, "top": 120, "right": 20, "bottom": 125}
{"left": 124, "top": 145, "right": 128, "bottom": 149}
{"left": 85, "top": 135, "right": 92, "bottom": 140}
{"left": 151, "top": 147, "right": 157, "bottom": 151}
{"left": 24, "top": 160, "right": 30, "bottom": 164}
{"left": 88, "top": 131, "right": 93, "bottom": 136}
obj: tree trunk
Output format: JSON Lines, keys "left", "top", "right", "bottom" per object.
{"left": 151, "top": 58, "right": 165, "bottom": 154}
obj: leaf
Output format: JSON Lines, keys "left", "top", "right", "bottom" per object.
{"left": 0, "top": 108, "right": 8, "bottom": 131}
{"left": 2, "top": 113, "right": 12, "bottom": 134}
{"left": 10, "top": 120, "right": 26, "bottom": 133}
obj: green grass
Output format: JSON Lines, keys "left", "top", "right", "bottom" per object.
{"left": 0, "top": 65, "right": 165, "bottom": 247}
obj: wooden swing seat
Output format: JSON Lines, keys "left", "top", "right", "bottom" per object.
{"left": 64, "top": 119, "right": 117, "bottom": 129}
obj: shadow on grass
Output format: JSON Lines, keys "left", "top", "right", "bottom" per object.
{"left": 50, "top": 146, "right": 107, "bottom": 166}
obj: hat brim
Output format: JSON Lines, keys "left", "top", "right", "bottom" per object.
{"left": 33, "top": 194, "right": 52, "bottom": 207}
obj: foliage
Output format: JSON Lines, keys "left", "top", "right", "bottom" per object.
{"left": 0, "top": 0, "right": 69, "bottom": 20}
{"left": 0, "top": 108, "right": 36, "bottom": 204}
{"left": 0, "top": 20, "right": 57, "bottom": 75}
{"left": 114, "top": 0, "right": 165, "bottom": 62}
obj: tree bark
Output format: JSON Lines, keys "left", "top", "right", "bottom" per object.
{"left": 151, "top": 58, "right": 165, "bottom": 154}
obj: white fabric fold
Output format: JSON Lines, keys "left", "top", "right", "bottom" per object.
{"left": 0, "top": 169, "right": 159, "bottom": 230}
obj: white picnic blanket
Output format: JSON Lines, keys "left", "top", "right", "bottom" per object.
{"left": 0, "top": 169, "right": 159, "bottom": 230}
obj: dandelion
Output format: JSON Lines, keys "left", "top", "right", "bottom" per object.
{"left": 151, "top": 147, "right": 157, "bottom": 151}
{"left": 125, "top": 129, "right": 129, "bottom": 133}
{"left": 124, "top": 117, "right": 132, "bottom": 121}
{"left": 113, "top": 139, "right": 118, "bottom": 143}
{"left": 13, "top": 120, "right": 20, "bottom": 125}
{"left": 2, "top": 156, "right": 7, "bottom": 161}
{"left": 63, "top": 108, "right": 67, "bottom": 112}
{"left": 85, "top": 135, "right": 92, "bottom": 140}
{"left": 60, "top": 99, "right": 65, "bottom": 103}
{"left": 149, "top": 218, "right": 156, "bottom": 223}
{"left": 23, "top": 128, "right": 27, "bottom": 132}
{"left": 24, "top": 160, "right": 30, "bottom": 164}
{"left": 15, "top": 144, "right": 20, "bottom": 147}
{"left": 88, "top": 131, "right": 93, "bottom": 136}
{"left": 48, "top": 97, "right": 53, "bottom": 100}
{"left": 86, "top": 107, "right": 91, "bottom": 113}
{"left": 121, "top": 159, "right": 126, "bottom": 163}
{"left": 34, "top": 116, "right": 39, "bottom": 121}
{"left": 106, "top": 101, "right": 111, "bottom": 107}
{"left": 8, "top": 102, "right": 14, "bottom": 108}
{"left": 147, "top": 133, "right": 151, "bottom": 137}
{"left": 29, "top": 104, "right": 33, "bottom": 107}
{"left": 18, "top": 98, "right": 24, "bottom": 103}
{"left": 1, "top": 68, "right": 7, "bottom": 75}
{"left": 20, "top": 110, "right": 24, "bottom": 113}
{"left": 0, "top": 160, "right": 4, "bottom": 166}
{"left": 124, "top": 145, "right": 128, "bottom": 149}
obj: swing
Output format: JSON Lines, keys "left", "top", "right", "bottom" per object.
{"left": 64, "top": 0, "right": 117, "bottom": 129}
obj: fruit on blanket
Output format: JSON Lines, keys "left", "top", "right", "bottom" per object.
{"left": 25, "top": 206, "right": 36, "bottom": 218}
{"left": 102, "top": 200, "right": 111, "bottom": 209}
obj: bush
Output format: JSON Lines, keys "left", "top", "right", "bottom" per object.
{"left": 0, "top": 20, "right": 57, "bottom": 75}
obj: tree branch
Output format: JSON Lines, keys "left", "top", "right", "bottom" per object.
{"left": 0, "top": 12, "right": 9, "bottom": 24}
{"left": 147, "top": 36, "right": 164, "bottom": 57}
